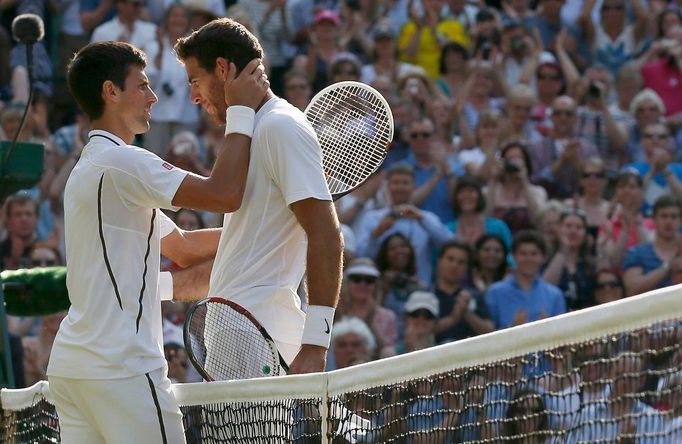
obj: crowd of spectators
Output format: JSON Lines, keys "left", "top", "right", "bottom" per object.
{"left": 1, "top": 0, "right": 682, "bottom": 437}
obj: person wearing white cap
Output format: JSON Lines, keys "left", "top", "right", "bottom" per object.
{"left": 342, "top": 258, "right": 398, "bottom": 353}
{"left": 381, "top": 290, "right": 439, "bottom": 357}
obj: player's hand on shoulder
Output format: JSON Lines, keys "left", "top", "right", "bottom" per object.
{"left": 287, "top": 344, "right": 327, "bottom": 374}
{"left": 222, "top": 58, "right": 270, "bottom": 109}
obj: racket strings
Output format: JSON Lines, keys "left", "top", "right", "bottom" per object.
{"left": 307, "top": 84, "right": 392, "bottom": 195}
{"left": 188, "top": 303, "right": 281, "bottom": 380}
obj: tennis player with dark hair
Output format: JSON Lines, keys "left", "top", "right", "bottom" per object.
{"left": 174, "top": 18, "right": 343, "bottom": 374}
{"left": 46, "top": 40, "right": 269, "bottom": 443}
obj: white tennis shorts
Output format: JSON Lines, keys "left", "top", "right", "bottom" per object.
{"left": 49, "top": 367, "right": 186, "bottom": 444}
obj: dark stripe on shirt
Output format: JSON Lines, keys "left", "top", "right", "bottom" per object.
{"left": 136, "top": 209, "right": 156, "bottom": 333}
{"left": 145, "top": 373, "right": 168, "bottom": 444}
{"left": 89, "top": 134, "right": 121, "bottom": 145}
{"left": 98, "top": 174, "right": 123, "bottom": 310}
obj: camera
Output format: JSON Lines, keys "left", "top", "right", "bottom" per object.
{"left": 162, "top": 82, "right": 174, "bottom": 97}
{"left": 393, "top": 272, "right": 410, "bottom": 289}
{"left": 406, "top": 78, "right": 420, "bottom": 96}
{"left": 504, "top": 160, "right": 520, "bottom": 174}
{"left": 587, "top": 82, "right": 601, "bottom": 100}
{"left": 346, "top": 0, "right": 361, "bottom": 11}
{"left": 481, "top": 42, "right": 493, "bottom": 60}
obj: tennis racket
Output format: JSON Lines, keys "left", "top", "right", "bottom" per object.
{"left": 183, "top": 297, "right": 287, "bottom": 381}
{"left": 304, "top": 81, "right": 394, "bottom": 201}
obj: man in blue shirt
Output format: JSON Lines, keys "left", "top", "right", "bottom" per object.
{"left": 486, "top": 230, "right": 566, "bottom": 329}
{"left": 623, "top": 194, "right": 682, "bottom": 296}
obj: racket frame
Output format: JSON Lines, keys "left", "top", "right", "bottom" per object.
{"left": 183, "top": 296, "right": 289, "bottom": 382}
{"left": 304, "top": 81, "right": 394, "bottom": 201}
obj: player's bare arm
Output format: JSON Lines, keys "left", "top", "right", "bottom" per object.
{"left": 161, "top": 227, "right": 221, "bottom": 268}
{"left": 171, "top": 259, "right": 214, "bottom": 303}
{"left": 172, "top": 58, "right": 269, "bottom": 212}
{"left": 287, "top": 198, "right": 343, "bottom": 374}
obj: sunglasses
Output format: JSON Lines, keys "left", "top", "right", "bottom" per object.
{"left": 537, "top": 73, "right": 561, "bottom": 81}
{"left": 410, "top": 131, "right": 433, "bottom": 139}
{"left": 602, "top": 5, "right": 624, "bottom": 11}
{"left": 407, "top": 309, "right": 436, "bottom": 320}
{"left": 349, "top": 275, "right": 377, "bottom": 284}
{"left": 595, "top": 281, "right": 620, "bottom": 290}
{"left": 130, "top": 0, "right": 144, "bottom": 7}
{"left": 643, "top": 133, "right": 669, "bottom": 140}
{"left": 581, "top": 171, "right": 606, "bottom": 179}
{"left": 32, "top": 258, "right": 57, "bottom": 267}
{"left": 553, "top": 110, "right": 575, "bottom": 117}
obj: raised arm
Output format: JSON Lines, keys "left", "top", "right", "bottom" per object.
{"left": 172, "top": 59, "right": 268, "bottom": 213}
{"left": 288, "top": 198, "right": 344, "bottom": 374}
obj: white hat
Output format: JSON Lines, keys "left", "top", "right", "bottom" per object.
{"left": 404, "top": 291, "right": 439, "bottom": 317}
{"left": 344, "top": 258, "right": 380, "bottom": 278}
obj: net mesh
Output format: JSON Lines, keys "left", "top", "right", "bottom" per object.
{"left": 3, "top": 285, "right": 682, "bottom": 443}
{"left": 305, "top": 82, "right": 393, "bottom": 196}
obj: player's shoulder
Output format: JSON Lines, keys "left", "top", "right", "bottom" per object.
{"left": 257, "top": 97, "right": 308, "bottom": 132}
{"left": 88, "top": 143, "right": 160, "bottom": 170}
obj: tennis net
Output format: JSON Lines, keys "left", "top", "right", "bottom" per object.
{"left": 3, "top": 284, "right": 682, "bottom": 443}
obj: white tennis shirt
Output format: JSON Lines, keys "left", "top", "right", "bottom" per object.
{"left": 47, "top": 130, "right": 188, "bottom": 379}
{"left": 208, "top": 97, "right": 331, "bottom": 349}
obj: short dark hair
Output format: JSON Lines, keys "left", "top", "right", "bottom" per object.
{"left": 5, "top": 192, "right": 38, "bottom": 218}
{"left": 68, "top": 41, "right": 147, "bottom": 120}
{"left": 175, "top": 18, "right": 264, "bottom": 74}
{"left": 501, "top": 141, "right": 533, "bottom": 177}
{"left": 439, "top": 42, "right": 468, "bottom": 75}
{"left": 452, "top": 175, "right": 486, "bottom": 216}
{"left": 386, "top": 162, "right": 415, "bottom": 180}
{"left": 652, "top": 194, "right": 682, "bottom": 217}
{"left": 511, "top": 230, "right": 546, "bottom": 255}
{"left": 437, "top": 240, "right": 473, "bottom": 277}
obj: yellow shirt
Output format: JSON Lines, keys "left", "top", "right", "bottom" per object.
{"left": 397, "top": 19, "right": 470, "bottom": 78}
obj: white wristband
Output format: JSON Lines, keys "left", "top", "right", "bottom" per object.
{"left": 224, "top": 105, "right": 255, "bottom": 137}
{"left": 301, "top": 305, "right": 336, "bottom": 349}
{"left": 159, "top": 271, "right": 173, "bottom": 302}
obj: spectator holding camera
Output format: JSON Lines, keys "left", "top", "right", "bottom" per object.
{"left": 355, "top": 163, "right": 453, "bottom": 284}
{"left": 486, "top": 142, "right": 547, "bottom": 234}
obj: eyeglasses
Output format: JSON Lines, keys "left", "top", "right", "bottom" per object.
{"left": 410, "top": 131, "right": 433, "bottom": 139}
{"left": 581, "top": 171, "right": 606, "bottom": 179}
{"left": 349, "top": 275, "right": 377, "bottom": 284}
{"left": 407, "top": 309, "right": 436, "bottom": 320}
{"left": 595, "top": 281, "right": 620, "bottom": 290}
{"left": 552, "top": 109, "right": 575, "bottom": 117}
{"left": 31, "top": 258, "right": 57, "bottom": 267}
{"left": 537, "top": 73, "right": 561, "bottom": 81}
{"left": 643, "top": 133, "right": 669, "bottom": 140}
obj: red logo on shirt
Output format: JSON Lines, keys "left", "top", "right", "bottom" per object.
{"left": 162, "top": 162, "right": 174, "bottom": 170}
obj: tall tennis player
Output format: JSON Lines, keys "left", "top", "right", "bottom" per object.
{"left": 173, "top": 19, "right": 344, "bottom": 374}
{"left": 46, "top": 41, "right": 269, "bottom": 443}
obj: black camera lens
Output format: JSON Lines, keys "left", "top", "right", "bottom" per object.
{"left": 162, "top": 82, "right": 174, "bottom": 97}
{"left": 504, "top": 160, "right": 520, "bottom": 174}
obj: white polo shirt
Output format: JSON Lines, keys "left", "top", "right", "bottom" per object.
{"left": 208, "top": 97, "right": 331, "bottom": 349}
{"left": 47, "top": 130, "right": 188, "bottom": 380}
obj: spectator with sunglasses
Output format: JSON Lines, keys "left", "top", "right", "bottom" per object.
{"left": 624, "top": 122, "right": 682, "bottom": 214}
{"left": 382, "top": 290, "right": 440, "bottom": 357}
{"left": 563, "top": 157, "right": 611, "bottom": 247}
{"left": 592, "top": 268, "right": 626, "bottom": 305}
{"left": 340, "top": 258, "right": 398, "bottom": 354}
{"left": 530, "top": 95, "right": 598, "bottom": 199}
